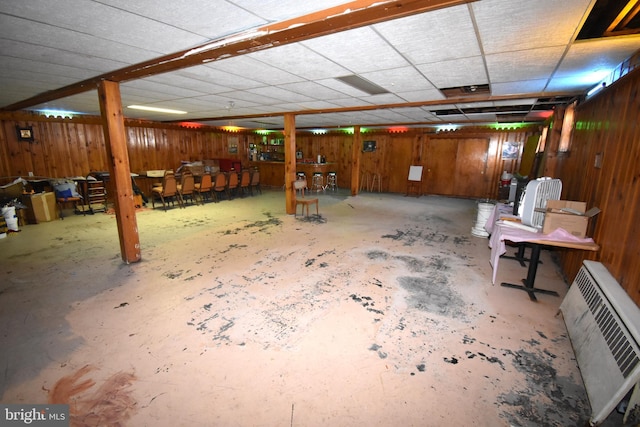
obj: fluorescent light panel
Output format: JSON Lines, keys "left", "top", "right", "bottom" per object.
{"left": 128, "top": 105, "right": 187, "bottom": 114}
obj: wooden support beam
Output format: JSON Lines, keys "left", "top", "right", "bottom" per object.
{"left": 97, "top": 80, "right": 141, "bottom": 264}
{"left": 284, "top": 113, "right": 297, "bottom": 214}
{"left": 351, "top": 126, "right": 362, "bottom": 196}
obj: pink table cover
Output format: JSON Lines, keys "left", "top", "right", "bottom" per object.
{"left": 486, "top": 204, "right": 595, "bottom": 284}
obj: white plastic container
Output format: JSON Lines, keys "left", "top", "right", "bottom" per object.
{"left": 471, "top": 202, "right": 494, "bottom": 237}
{"left": 2, "top": 206, "right": 19, "bottom": 231}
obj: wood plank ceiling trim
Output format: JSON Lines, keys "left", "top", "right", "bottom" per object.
{"left": 2, "top": 0, "right": 474, "bottom": 112}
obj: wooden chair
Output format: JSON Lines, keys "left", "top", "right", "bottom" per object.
{"left": 177, "top": 171, "right": 197, "bottom": 206}
{"left": 212, "top": 172, "right": 227, "bottom": 202}
{"left": 293, "top": 179, "right": 318, "bottom": 217}
{"left": 226, "top": 171, "right": 239, "bottom": 199}
{"left": 56, "top": 194, "right": 84, "bottom": 219}
{"left": 249, "top": 169, "right": 262, "bottom": 195}
{"left": 151, "top": 170, "right": 181, "bottom": 210}
{"left": 194, "top": 173, "right": 213, "bottom": 203}
{"left": 239, "top": 169, "right": 251, "bottom": 197}
{"left": 54, "top": 180, "right": 85, "bottom": 219}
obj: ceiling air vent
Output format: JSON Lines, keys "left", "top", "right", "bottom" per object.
{"left": 440, "top": 84, "right": 490, "bottom": 98}
{"left": 335, "top": 75, "right": 389, "bottom": 95}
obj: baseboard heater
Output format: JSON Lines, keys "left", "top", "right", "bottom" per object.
{"left": 560, "top": 261, "right": 640, "bottom": 425}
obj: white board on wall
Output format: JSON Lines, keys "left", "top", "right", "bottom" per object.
{"left": 408, "top": 165, "right": 423, "bottom": 181}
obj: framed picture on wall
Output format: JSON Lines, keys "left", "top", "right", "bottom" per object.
{"left": 228, "top": 136, "right": 239, "bottom": 154}
{"left": 16, "top": 125, "right": 34, "bottom": 141}
{"left": 363, "top": 140, "right": 376, "bottom": 152}
{"left": 502, "top": 141, "right": 520, "bottom": 159}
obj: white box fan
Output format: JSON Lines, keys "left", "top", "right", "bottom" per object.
{"left": 517, "top": 177, "right": 562, "bottom": 228}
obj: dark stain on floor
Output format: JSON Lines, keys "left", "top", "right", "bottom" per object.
{"left": 497, "top": 347, "right": 590, "bottom": 426}
{"left": 398, "top": 275, "right": 466, "bottom": 319}
{"left": 296, "top": 214, "right": 327, "bottom": 223}
{"left": 221, "top": 213, "right": 282, "bottom": 235}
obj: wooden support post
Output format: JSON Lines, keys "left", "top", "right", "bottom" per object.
{"left": 350, "top": 126, "right": 362, "bottom": 196}
{"left": 97, "top": 80, "right": 141, "bottom": 264}
{"left": 284, "top": 113, "right": 297, "bottom": 214}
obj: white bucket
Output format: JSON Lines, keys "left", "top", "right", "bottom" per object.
{"left": 471, "top": 202, "right": 493, "bottom": 237}
{"left": 2, "top": 206, "right": 19, "bottom": 231}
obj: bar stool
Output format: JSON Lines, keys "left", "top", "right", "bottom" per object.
{"left": 326, "top": 172, "right": 337, "bottom": 191}
{"left": 311, "top": 172, "right": 324, "bottom": 192}
{"left": 295, "top": 172, "right": 307, "bottom": 196}
{"left": 370, "top": 172, "right": 382, "bottom": 192}
{"left": 360, "top": 170, "right": 370, "bottom": 192}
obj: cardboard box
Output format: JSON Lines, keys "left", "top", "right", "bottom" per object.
{"left": 23, "top": 192, "right": 58, "bottom": 223}
{"left": 542, "top": 200, "right": 601, "bottom": 237}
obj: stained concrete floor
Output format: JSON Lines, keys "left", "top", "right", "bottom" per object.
{"left": 0, "top": 189, "right": 629, "bottom": 426}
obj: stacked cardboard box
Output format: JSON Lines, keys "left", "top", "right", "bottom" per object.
{"left": 21, "top": 192, "right": 58, "bottom": 224}
{"left": 542, "top": 200, "right": 601, "bottom": 237}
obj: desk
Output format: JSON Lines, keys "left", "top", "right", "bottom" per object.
{"left": 487, "top": 206, "right": 599, "bottom": 302}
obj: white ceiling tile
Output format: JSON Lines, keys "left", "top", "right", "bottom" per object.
{"left": 278, "top": 81, "right": 350, "bottom": 101}
{"left": 97, "top": 0, "right": 266, "bottom": 40}
{"left": 472, "top": 0, "right": 592, "bottom": 53}
{"left": 0, "top": 1, "right": 204, "bottom": 55}
{"left": 486, "top": 46, "right": 566, "bottom": 83}
{"left": 374, "top": 5, "right": 480, "bottom": 64}
{"left": 229, "top": 0, "right": 350, "bottom": 22}
{"left": 554, "top": 38, "right": 640, "bottom": 81}
{"left": 123, "top": 80, "right": 206, "bottom": 98}
{"left": 181, "top": 65, "right": 264, "bottom": 90}
{"left": 356, "top": 93, "right": 406, "bottom": 105}
{"left": 545, "top": 76, "right": 594, "bottom": 92}
{"left": 249, "top": 44, "right": 349, "bottom": 80}
{"left": 211, "top": 56, "right": 304, "bottom": 86}
{"left": 395, "top": 89, "right": 446, "bottom": 103}
{"left": 315, "top": 78, "right": 379, "bottom": 97}
{"left": 417, "top": 56, "right": 487, "bottom": 88}
{"left": 301, "top": 27, "right": 409, "bottom": 74}
{"left": 360, "top": 66, "right": 436, "bottom": 93}
{"left": 491, "top": 80, "right": 548, "bottom": 96}
{"left": 246, "top": 86, "right": 315, "bottom": 103}
{"left": 0, "top": 39, "right": 129, "bottom": 74}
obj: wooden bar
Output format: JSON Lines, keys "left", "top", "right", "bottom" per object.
{"left": 249, "top": 161, "right": 337, "bottom": 187}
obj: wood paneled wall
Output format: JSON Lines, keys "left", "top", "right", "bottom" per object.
{"left": 550, "top": 67, "right": 640, "bottom": 304}
{"left": 1, "top": 115, "right": 536, "bottom": 200}
{"left": 0, "top": 117, "right": 253, "bottom": 179}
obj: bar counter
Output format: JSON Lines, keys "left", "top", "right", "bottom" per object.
{"left": 249, "top": 161, "right": 337, "bottom": 187}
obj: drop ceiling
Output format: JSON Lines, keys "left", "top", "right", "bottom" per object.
{"left": 1, "top": 0, "right": 639, "bottom": 130}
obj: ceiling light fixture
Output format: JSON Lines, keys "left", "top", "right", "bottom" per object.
{"left": 587, "top": 82, "right": 606, "bottom": 97}
{"left": 36, "top": 109, "right": 78, "bottom": 118}
{"left": 128, "top": 105, "right": 187, "bottom": 114}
